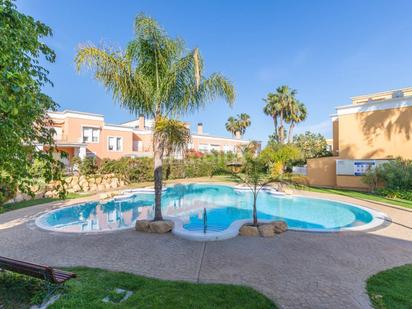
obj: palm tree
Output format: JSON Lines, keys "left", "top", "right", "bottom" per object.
{"left": 286, "top": 101, "right": 307, "bottom": 143}
{"left": 263, "top": 85, "right": 299, "bottom": 144}
{"left": 225, "top": 113, "right": 251, "bottom": 137}
{"left": 225, "top": 116, "right": 239, "bottom": 137}
{"left": 238, "top": 113, "right": 251, "bottom": 136}
{"left": 75, "top": 14, "right": 235, "bottom": 221}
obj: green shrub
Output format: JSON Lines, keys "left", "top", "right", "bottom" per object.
{"left": 99, "top": 157, "right": 153, "bottom": 182}
{"left": 376, "top": 189, "right": 412, "bottom": 201}
{"left": 79, "top": 157, "right": 98, "bottom": 176}
{"left": 362, "top": 158, "right": 412, "bottom": 200}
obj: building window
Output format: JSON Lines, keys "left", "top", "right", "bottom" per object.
{"left": 82, "top": 127, "right": 99, "bottom": 143}
{"left": 108, "top": 137, "right": 123, "bottom": 151}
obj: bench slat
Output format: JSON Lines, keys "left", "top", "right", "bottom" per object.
{"left": 0, "top": 256, "right": 76, "bottom": 284}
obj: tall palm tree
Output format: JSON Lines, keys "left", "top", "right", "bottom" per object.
{"left": 225, "top": 116, "right": 239, "bottom": 137}
{"left": 263, "top": 85, "right": 298, "bottom": 143}
{"left": 286, "top": 101, "right": 307, "bottom": 143}
{"left": 75, "top": 14, "right": 235, "bottom": 221}
{"left": 238, "top": 113, "right": 251, "bottom": 136}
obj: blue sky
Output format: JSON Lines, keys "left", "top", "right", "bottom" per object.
{"left": 18, "top": 0, "right": 412, "bottom": 143}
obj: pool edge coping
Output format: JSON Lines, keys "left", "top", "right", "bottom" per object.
{"left": 34, "top": 183, "right": 389, "bottom": 239}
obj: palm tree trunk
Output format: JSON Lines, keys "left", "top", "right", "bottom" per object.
{"left": 279, "top": 110, "right": 284, "bottom": 143}
{"left": 252, "top": 190, "right": 258, "bottom": 226}
{"left": 287, "top": 122, "right": 295, "bottom": 143}
{"left": 153, "top": 133, "right": 163, "bottom": 221}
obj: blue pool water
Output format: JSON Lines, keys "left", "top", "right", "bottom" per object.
{"left": 36, "top": 184, "right": 374, "bottom": 233}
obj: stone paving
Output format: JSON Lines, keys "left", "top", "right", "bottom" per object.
{"left": 1, "top": 189, "right": 412, "bottom": 308}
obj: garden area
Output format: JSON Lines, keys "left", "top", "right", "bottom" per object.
{"left": 0, "top": 267, "right": 277, "bottom": 309}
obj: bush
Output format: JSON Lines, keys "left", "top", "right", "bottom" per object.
{"left": 362, "top": 158, "right": 412, "bottom": 200}
{"left": 79, "top": 157, "right": 98, "bottom": 176}
{"left": 99, "top": 157, "right": 153, "bottom": 182}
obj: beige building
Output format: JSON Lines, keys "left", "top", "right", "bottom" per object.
{"left": 307, "top": 87, "right": 412, "bottom": 189}
{"left": 44, "top": 110, "right": 250, "bottom": 167}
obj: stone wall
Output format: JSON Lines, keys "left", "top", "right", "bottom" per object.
{"left": 8, "top": 174, "right": 129, "bottom": 203}
{"left": 63, "top": 174, "right": 127, "bottom": 194}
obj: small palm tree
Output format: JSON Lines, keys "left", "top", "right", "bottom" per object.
{"left": 75, "top": 14, "right": 235, "bottom": 221}
{"left": 238, "top": 113, "right": 251, "bottom": 136}
{"left": 225, "top": 116, "right": 239, "bottom": 137}
{"left": 225, "top": 113, "right": 251, "bottom": 137}
{"left": 286, "top": 101, "right": 307, "bottom": 143}
{"left": 222, "top": 150, "right": 275, "bottom": 226}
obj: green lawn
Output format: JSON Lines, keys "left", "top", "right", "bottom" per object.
{"left": 0, "top": 267, "right": 277, "bottom": 309}
{"left": 300, "top": 186, "right": 412, "bottom": 209}
{"left": 367, "top": 264, "right": 412, "bottom": 309}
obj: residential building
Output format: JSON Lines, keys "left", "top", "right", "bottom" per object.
{"left": 307, "top": 87, "right": 412, "bottom": 189}
{"left": 45, "top": 110, "right": 251, "bottom": 167}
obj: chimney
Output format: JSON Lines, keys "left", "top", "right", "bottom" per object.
{"left": 235, "top": 131, "right": 241, "bottom": 139}
{"left": 197, "top": 123, "right": 203, "bottom": 135}
{"left": 138, "top": 114, "right": 145, "bottom": 130}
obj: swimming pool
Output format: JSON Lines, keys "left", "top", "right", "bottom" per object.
{"left": 35, "top": 184, "right": 387, "bottom": 239}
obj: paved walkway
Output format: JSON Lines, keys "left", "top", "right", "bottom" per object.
{"left": 1, "top": 190, "right": 412, "bottom": 308}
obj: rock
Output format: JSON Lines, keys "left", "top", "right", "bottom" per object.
{"left": 149, "top": 220, "right": 174, "bottom": 233}
{"left": 88, "top": 177, "right": 96, "bottom": 184}
{"left": 71, "top": 176, "right": 79, "bottom": 185}
{"left": 89, "top": 185, "right": 97, "bottom": 192}
{"left": 135, "top": 220, "right": 151, "bottom": 232}
{"left": 272, "top": 221, "right": 288, "bottom": 234}
{"left": 34, "top": 191, "right": 45, "bottom": 199}
{"left": 95, "top": 177, "right": 102, "bottom": 184}
{"left": 99, "top": 192, "right": 116, "bottom": 200}
{"left": 283, "top": 188, "right": 294, "bottom": 195}
{"left": 72, "top": 184, "right": 81, "bottom": 192}
{"left": 79, "top": 175, "right": 86, "bottom": 182}
{"left": 105, "top": 184, "right": 112, "bottom": 190}
{"left": 258, "top": 224, "right": 275, "bottom": 237}
{"left": 97, "top": 184, "right": 105, "bottom": 191}
{"left": 239, "top": 225, "right": 259, "bottom": 237}
{"left": 65, "top": 176, "right": 73, "bottom": 184}
{"left": 44, "top": 191, "right": 56, "bottom": 198}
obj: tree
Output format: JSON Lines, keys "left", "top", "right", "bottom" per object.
{"left": 238, "top": 113, "right": 251, "bottom": 136}
{"left": 259, "top": 143, "right": 302, "bottom": 176}
{"left": 293, "top": 131, "right": 331, "bottom": 162}
{"left": 263, "top": 85, "right": 306, "bottom": 144}
{"left": 225, "top": 113, "right": 251, "bottom": 137}
{"left": 286, "top": 101, "right": 307, "bottom": 143}
{"left": 225, "top": 116, "right": 238, "bottom": 137}
{"left": 75, "top": 14, "right": 235, "bottom": 221}
{"left": 221, "top": 151, "right": 275, "bottom": 226}
{"left": 0, "top": 0, "right": 62, "bottom": 204}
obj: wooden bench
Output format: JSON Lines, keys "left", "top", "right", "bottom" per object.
{"left": 0, "top": 256, "right": 76, "bottom": 296}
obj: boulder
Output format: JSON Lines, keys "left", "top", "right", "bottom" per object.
{"left": 34, "top": 191, "right": 45, "bottom": 199}
{"left": 97, "top": 184, "right": 106, "bottom": 191}
{"left": 88, "top": 177, "right": 96, "bottom": 184}
{"left": 135, "top": 220, "right": 151, "bottom": 232}
{"left": 72, "top": 184, "right": 81, "bottom": 192}
{"left": 283, "top": 188, "right": 294, "bottom": 195}
{"left": 95, "top": 177, "right": 102, "bottom": 184}
{"left": 71, "top": 176, "right": 79, "bottom": 185}
{"left": 89, "top": 185, "right": 97, "bottom": 192}
{"left": 272, "top": 221, "right": 288, "bottom": 234}
{"left": 65, "top": 176, "right": 73, "bottom": 184}
{"left": 149, "top": 220, "right": 174, "bottom": 233}
{"left": 258, "top": 224, "right": 275, "bottom": 237}
{"left": 239, "top": 225, "right": 259, "bottom": 237}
